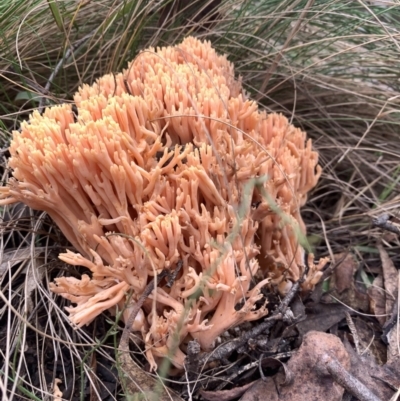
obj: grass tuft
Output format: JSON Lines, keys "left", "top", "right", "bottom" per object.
{"left": 1, "top": 0, "right": 400, "bottom": 399}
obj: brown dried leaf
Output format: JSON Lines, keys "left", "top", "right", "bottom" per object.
{"left": 387, "top": 311, "right": 400, "bottom": 361}
{"left": 89, "top": 353, "right": 99, "bottom": 401}
{"left": 352, "top": 318, "right": 387, "bottom": 365}
{"left": 118, "top": 342, "right": 183, "bottom": 401}
{"left": 368, "top": 275, "right": 386, "bottom": 326}
{"left": 344, "top": 338, "right": 396, "bottom": 400}
{"left": 200, "top": 382, "right": 255, "bottom": 401}
{"left": 240, "top": 331, "right": 350, "bottom": 401}
{"left": 239, "top": 378, "right": 279, "bottom": 401}
{"left": 323, "top": 253, "right": 369, "bottom": 313}
{"left": 386, "top": 271, "right": 400, "bottom": 361}
{"left": 0, "top": 247, "right": 46, "bottom": 279}
{"left": 330, "top": 253, "right": 357, "bottom": 293}
{"left": 378, "top": 245, "right": 398, "bottom": 315}
{"left": 296, "top": 303, "right": 351, "bottom": 337}
{"left": 278, "top": 331, "right": 350, "bottom": 401}
{"left": 382, "top": 355, "right": 400, "bottom": 389}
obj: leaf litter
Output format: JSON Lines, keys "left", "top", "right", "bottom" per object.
{"left": 235, "top": 244, "right": 400, "bottom": 401}
{"left": 7, "top": 238, "right": 400, "bottom": 401}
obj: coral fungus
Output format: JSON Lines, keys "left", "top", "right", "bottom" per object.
{"left": 0, "top": 37, "right": 327, "bottom": 370}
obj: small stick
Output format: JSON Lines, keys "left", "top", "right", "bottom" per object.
{"left": 372, "top": 214, "right": 400, "bottom": 236}
{"left": 381, "top": 292, "right": 399, "bottom": 344}
{"left": 166, "top": 260, "right": 183, "bottom": 288}
{"left": 320, "top": 354, "right": 382, "bottom": 401}
{"left": 345, "top": 312, "right": 361, "bottom": 354}
{"left": 117, "top": 270, "right": 183, "bottom": 401}
{"left": 123, "top": 78, "right": 132, "bottom": 95}
{"left": 38, "top": 30, "right": 96, "bottom": 113}
{"left": 120, "top": 270, "right": 168, "bottom": 346}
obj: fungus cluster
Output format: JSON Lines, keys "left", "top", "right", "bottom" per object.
{"left": 0, "top": 37, "right": 327, "bottom": 370}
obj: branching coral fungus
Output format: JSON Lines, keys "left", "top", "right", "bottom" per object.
{"left": 0, "top": 37, "right": 327, "bottom": 370}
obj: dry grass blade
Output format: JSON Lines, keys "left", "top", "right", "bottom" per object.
{"left": 1, "top": 0, "right": 400, "bottom": 400}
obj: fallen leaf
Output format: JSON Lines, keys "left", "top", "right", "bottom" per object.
{"left": 0, "top": 247, "right": 47, "bottom": 280}
{"left": 278, "top": 331, "right": 350, "bottom": 401}
{"left": 0, "top": 247, "right": 47, "bottom": 314}
{"left": 330, "top": 253, "right": 357, "bottom": 293}
{"left": 382, "top": 355, "right": 400, "bottom": 389}
{"left": 368, "top": 275, "right": 386, "bottom": 326}
{"left": 290, "top": 296, "right": 306, "bottom": 322}
{"left": 352, "top": 317, "right": 387, "bottom": 365}
{"left": 295, "top": 303, "right": 352, "bottom": 337}
{"left": 388, "top": 329, "right": 399, "bottom": 363}
{"left": 240, "top": 331, "right": 350, "bottom": 401}
{"left": 200, "top": 382, "right": 255, "bottom": 401}
{"left": 386, "top": 298, "right": 400, "bottom": 361}
{"left": 323, "top": 253, "right": 369, "bottom": 313}
{"left": 118, "top": 340, "right": 183, "bottom": 401}
{"left": 344, "top": 338, "right": 396, "bottom": 400}
{"left": 239, "top": 378, "right": 279, "bottom": 401}
{"left": 378, "top": 245, "right": 398, "bottom": 315}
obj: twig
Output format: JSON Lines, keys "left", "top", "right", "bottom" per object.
{"left": 38, "top": 30, "right": 96, "bottom": 113}
{"left": 258, "top": 353, "right": 266, "bottom": 381}
{"left": 215, "top": 351, "right": 294, "bottom": 391}
{"left": 166, "top": 260, "right": 183, "bottom": 288}
{"left": 117, "top": 270, "right": 183, "bottom": 401}
{"left": 199, "top": 312, "right": 280, "bottom": 365}
{"left": 372, "top": 214, "right": 400, "bottom": 236}
{"left": 179, "top": 340, "right": 203, "bottom": 400}
{"left": 120, "top": 270, "right": 168, "bottom": 346}
{"left": 345, "top": 312, "right": 361, "bottom": 354}
{"left": 248, "top": 335, "right": 269, "bottom": 351}
{"left": 320, "top": 354, "right": 382, "bottom": 401}
{"left": 381, "top": 291, "right": 399, "bottom": 345}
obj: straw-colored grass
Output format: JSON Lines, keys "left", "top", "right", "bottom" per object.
{"left": 1, "top": 0, "right": 400, "bottom": 399}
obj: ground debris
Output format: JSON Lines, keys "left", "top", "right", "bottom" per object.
{"left": 329, "top": 253, "right": 357, "bottom": 294}
{"left": 368, "top": 274, "right": 387, "bottom": 326}
{"left": 295, "top": 302, "right": 352, "bottom": 336}
{"left": 200, "top": 382, "right": 255, "bottom": 401}
{"left": 369, "top": 245, "right": 400, "bottom": 362}
{"left": 372, "top": 214, "right": 400, "bottom": 236}
{"left": 323, "top": 252, "right": 370, "bottom": 313}
{"left": 117, "top": 271, "right": 183, "bottom": 401}
{"left": 344, "top": 339, "right": 398, "bottom": 400}
{"left": 378, "top": 245, "right": 397, "bottom": 316}
{"left": 239, "top": 331, "right": 380, "bottom": 401}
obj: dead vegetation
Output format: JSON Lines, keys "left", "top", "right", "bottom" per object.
{"left": 1, "top": 1, "right": 400, "bottom": 400}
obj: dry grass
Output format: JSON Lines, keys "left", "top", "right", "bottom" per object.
{"left": 1, "top": 0, "right": 400, "bottom": 399}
